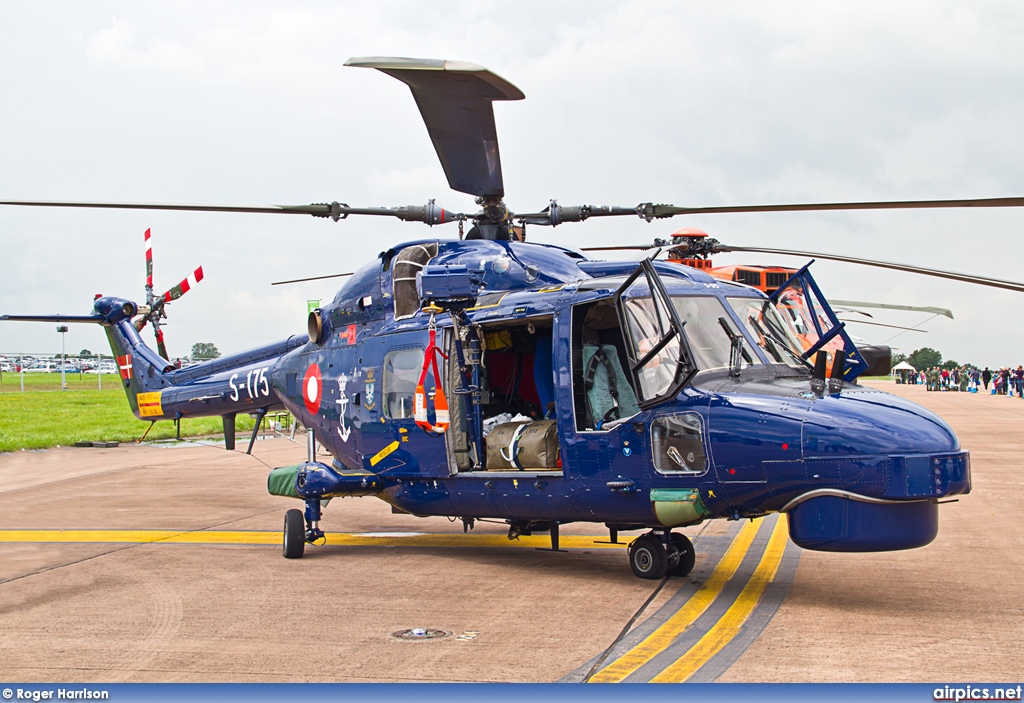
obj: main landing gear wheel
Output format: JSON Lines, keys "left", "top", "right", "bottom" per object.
{"left": 669, "top": 532, "right": 695, "bottom": 577}
{"left": 283, "top": 508, "right": 305, "bottom": 559}
{"left": 628, "top": 534, "right": 667, "bottom": 579}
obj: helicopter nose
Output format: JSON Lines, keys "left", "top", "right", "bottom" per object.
{"left": 787, "top": 389, "right": 968, "bottom": 553}
{"left": 802, "top": 390, "right": 958, "bottom": 458}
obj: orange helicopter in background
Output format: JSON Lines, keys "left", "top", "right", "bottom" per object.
{"left": 664, "top": 228, "right": 848, "bottom": 370}
{"left": 584, "top": 227, "right": 941, "bottom": 377}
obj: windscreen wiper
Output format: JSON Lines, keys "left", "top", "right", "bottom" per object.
{"left": 748, "top": 314, "right": 810, "bottom": 368}
{"left": 718, "top": 316, "right": 746, "bottom": 377}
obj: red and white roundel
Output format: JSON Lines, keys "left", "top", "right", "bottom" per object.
{"left": 302, "top": 363, "right": 322, "bottom": 414}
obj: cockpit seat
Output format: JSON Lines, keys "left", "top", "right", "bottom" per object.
{"left": 582, "top": 342, "right": 639, "bottom": 429}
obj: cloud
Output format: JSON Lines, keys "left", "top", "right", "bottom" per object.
{"left": 86, "top": 18, "right": 203, "bottom": 74}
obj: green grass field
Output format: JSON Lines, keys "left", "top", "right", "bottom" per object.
{"left": 0, "top": 370, "right": 123, "bottom": 393}
{"left": 0, "top": 373, "right": 258, "bottom": 452}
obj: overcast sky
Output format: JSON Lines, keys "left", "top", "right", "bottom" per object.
{"left": 2, "top": 2, "right": 1023, "bottom": 368}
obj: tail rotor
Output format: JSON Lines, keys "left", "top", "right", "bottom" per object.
{"left": 132, "top": 228, "right": 204, "bottom": 360}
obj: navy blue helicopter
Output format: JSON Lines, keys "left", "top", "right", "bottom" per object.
{"left": 4, "top": 57, "right": 1023, "bottom": 579}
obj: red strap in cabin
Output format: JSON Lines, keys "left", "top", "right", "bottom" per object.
{"left": 414, "top": 326, "right": 449, "bottom": 433}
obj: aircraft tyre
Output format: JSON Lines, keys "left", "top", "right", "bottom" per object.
{"left": 668, "top": 532, "right": 695, "bottom": 577}
{"left": 628, "top": 534, "right": 667, "bottom": 579}
{"left": 283, "top": 508, "right": 305, "bottom": 559}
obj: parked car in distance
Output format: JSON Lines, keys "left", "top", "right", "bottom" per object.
{"left": 23, "top": 361, "right": 60, "bottom": 373}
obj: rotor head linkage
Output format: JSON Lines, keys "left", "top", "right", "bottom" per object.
{"left": 307, "top": 200, "right": 464, "bottom": 225}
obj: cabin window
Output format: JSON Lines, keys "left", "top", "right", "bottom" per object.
{"left": 383, "top": 347, "right": 427, "bottom": 419}
{"left": 652, "top": 413, "right": 707, "bottom": 474}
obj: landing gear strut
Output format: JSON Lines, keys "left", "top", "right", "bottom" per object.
{"left": 627, "top": 530, "right": 695, "bottom": 579}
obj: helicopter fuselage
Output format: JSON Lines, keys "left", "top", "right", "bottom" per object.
{"left": 6, "top": 235, "right": 971, "bottom": 564}
{"left": 262, "top": 238, "right": 970, "bottom": 553}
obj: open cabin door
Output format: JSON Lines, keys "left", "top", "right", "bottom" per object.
{"left": 770, "top": 263, "right": 868, "bottom": 381}
{"left": 614, "top": 259, "right": 697, "bottom": 409}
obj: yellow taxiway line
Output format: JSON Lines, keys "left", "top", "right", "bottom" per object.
{"left": 0, "top": 529, "right": 627, "bottom": 550}
{"left": 588, "top": 518, "right": 762, "bottom": 683}
{"left": 650, "top": 513, "right": 790, "bottom": 682}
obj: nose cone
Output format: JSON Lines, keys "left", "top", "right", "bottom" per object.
{"left": 803, "top": 388, "right": 959, "bottom": 458}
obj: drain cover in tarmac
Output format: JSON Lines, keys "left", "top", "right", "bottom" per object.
{"left": 391, "top": 628, "right": 451, "bottom": 641}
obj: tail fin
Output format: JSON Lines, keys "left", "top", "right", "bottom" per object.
{"left": 5, "top": 296, "right": 307, "bottom": 426}
{"left": 2, "top": 296, "right": 172, "bottom": 418}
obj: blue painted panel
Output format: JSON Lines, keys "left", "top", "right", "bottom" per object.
{"left": 803, "top": 392, "right": 958, "bottom": 458}
{"left": 903, "top": 455, "right": 935, "bottom": 497}
{"left": 788, "top": 496, "right": 938, "bottom": 551}
{"left": 763, "top": 461, "right": 809, "bottom": 483}
{"left": 708, "top": 393, "right": 803, "bottom": 485}
{"left": 395, "top": 479, "right": 457, "bottom": 516}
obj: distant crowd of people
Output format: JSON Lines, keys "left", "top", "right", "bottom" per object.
{"left": 896, "top": 365, "right": 1024, "bottom": 396}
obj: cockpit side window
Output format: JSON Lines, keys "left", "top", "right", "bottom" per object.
{"left": 652, "top": 413, "right": 707, "bottom": 474}
{"left": 622, "top": 296, "right": 684, "bottom": 401}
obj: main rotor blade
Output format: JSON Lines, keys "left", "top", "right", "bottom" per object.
{"left": 837, "top": 318, "right": 928, "bottom": 333}
{"left": 642, "top": 196, "right": 1024, "bottom": 218}
{"left": 0, "top": 314, "right": 104, "bottom": 324}
{"left": 347, "top": 57, "right": 524, "bottom": 199}
{"left": 717, "top": 244, "right": 1024, "bottom": 294}
{"left": 0, "top": 200, "right": 463, "bottom": 224}
{"left": 828, "top": 299, "right": 954, "bottom": 320}
{"left": 271, "top": 272, "right": 354, "bottom": 286}
{"left": 580, "top": 244, "right": 656, "bottom": 252}
{"left": 517, "top": 196, "right": 1024, "bottom": 227}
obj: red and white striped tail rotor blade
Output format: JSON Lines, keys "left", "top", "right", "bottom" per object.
{"left": 144, "top": 228, "right": 153, "bottom": 289}
{"left": 164, "top": 266, "right": 204, "bottom": 302}
{"left": 154, "top": 324, "right": 169, "bottom": 360}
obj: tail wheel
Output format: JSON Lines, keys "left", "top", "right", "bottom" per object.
{"left": 283, "top": 508, "right": 305, "bottom": 559}
{"left": 669, "top": 532, "right": 695, "bottom": 577}
{"left": 628, "top": 534, "right": 667, "bottom": 579}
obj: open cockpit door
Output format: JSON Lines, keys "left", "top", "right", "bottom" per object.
{"left": 615, "top": 259, "right": 697, "bottom": 409}
{"left": 770, "top": 263, "right": 869, "bottom": 381}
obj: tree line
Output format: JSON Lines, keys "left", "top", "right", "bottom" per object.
{"left": 893, "top": 347, "right": 967, "bottom": 371}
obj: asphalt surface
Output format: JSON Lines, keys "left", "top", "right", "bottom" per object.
{"left": 0, "top": 381, "right": 1020, "bottom": 682}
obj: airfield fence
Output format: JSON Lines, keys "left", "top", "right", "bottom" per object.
{"left": 0, "top": 352, "right": 119, "bottom": 390}
{"left": 0, "top": 352, "right": 200, "bottom": 391}
{"left": 1, "top": 351, "right": 296, "bottom": 435}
